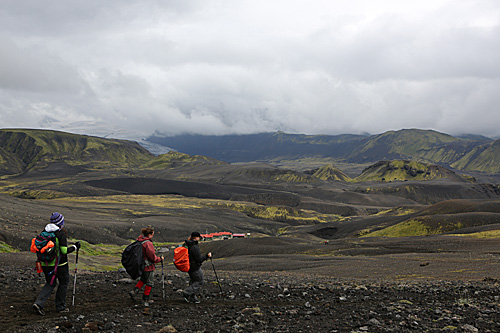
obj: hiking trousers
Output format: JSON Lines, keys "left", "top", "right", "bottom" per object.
{"left": 34, "top": 264, "right": 70, "bottom": 311}
{"left": 140, "top": 270, "right": 155, "bottom": 287}
{"left": 184, "top": 268, "right": 204, "bottom": 297}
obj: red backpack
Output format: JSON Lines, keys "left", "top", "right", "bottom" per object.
{"left": 173, "top": 245, "right": 190, "bottom": 272}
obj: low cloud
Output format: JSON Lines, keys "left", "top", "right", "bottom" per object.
{"left": 1, "top": 0, "right": 500, "bottom": 137}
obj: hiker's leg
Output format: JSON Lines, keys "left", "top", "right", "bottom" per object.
{"left": 130, "top": 272, "right": 147, "bottom": 299}
{"left": 55, "top": 265, "right": 70, "bottom": 311}
{"left": 134, "top": 280, "right": 144, "bottom": 290}
{"left": 191, "top": 268, "right": 204, "bottom": 295}
{"left": 135, "top": 272, "right": 148, "bottom": 290}
{"left": 143, "top": 271, "right": 155, "bottom": 301}
{"left": 183, "top": 271, "right": 196, "bottom": 297}
{"left": 184, "top": 269, "right": 203, "bottom": 297}
{"left": 34, "top": 266, "right": 57, "bottom": 308}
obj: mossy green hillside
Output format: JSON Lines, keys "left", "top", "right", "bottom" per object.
{"left": 4, "top": 189, "right": 67, "bottom": 199}
{"left": 312, "top": 164, "right": 352, "bottom": 181}
{"left": 451, "top": 140, "right": 500, "bottom": 173}
{"left": 350, "top": 129, "right": 458, "bottom": 162}
{"left": 145, "top": 151, "right": 226, "bottom": 169}
{"left": 361, "top": 219, "right": 435, "bottom": 237}
{"left": 362, "top": 217, "right": 467, "bottom": 237}
{"left": 354, "top": 160, "right": 462, "bottom": 182}
{"left": 75, "top": 239, "right": 124, "bottom": 256}
{"left": 0, "top": 147, "right": 24, "bottom": 175}
{"left": 0, "top": 129, "right": 153, "bottom": 174}
{"left": 224, "top": 168, "right": 317, "bottom": 183}
{"left": 449, "top": 230, "right": 500, "bottom": 238}
{"left": 374, "top": 207, "right": 419, "bottom": 217}
{"left": 0, "top": 176, "right": 80, "bottom": 199}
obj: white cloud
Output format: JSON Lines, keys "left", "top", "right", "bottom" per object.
{"left": 0, "top": 0, "right": 500, "bottom": 137}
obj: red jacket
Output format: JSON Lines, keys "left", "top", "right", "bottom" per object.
{"left": 137, "top": 235, "right": 162, "bottom": 271}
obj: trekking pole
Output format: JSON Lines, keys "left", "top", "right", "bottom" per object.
{"left": 210, "top": 257, "right": 223, "bottom": 295}
{"left": 161, "top": 258, "right": 165, "bottom": 300}
{"left": 72, "top": 248, "right": 79, "bottom": 307}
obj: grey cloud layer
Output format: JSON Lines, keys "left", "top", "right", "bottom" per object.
{"left": 1, "top": 0, "right": 499, "bottom": 137}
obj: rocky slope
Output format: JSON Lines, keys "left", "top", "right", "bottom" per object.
{"left": 2, "top": 265, "right": 499, "bottom": 332}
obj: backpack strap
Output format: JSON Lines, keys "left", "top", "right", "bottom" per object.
{"left": 141, "top": 240, "right": 153, "bottom": 266}
{"left": 47, "top": 237, "right": 61, "bottom": 284}
{"left": 48, "top": 253, "right": 60, "bottom": 284}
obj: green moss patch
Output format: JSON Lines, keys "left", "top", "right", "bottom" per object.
{"left": 0, "top": 241, "right": 19, "bottom": 253}
{"left": 361, "top": 220, "right": 433, "bottom": 238}
{"left": 449, "top": 230, "right": 500, "bottom": 239}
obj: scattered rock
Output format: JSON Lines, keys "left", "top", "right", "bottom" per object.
{"left": 158, "top": 324, "right": 177, "bottom": 332}
{"left": 84, "top": 321, "right": 104, "bottom": 331}
{"left": 462, "top": 324, "right": 479, "bottom": 332}
{"left": 3, "top": 268, "right": 500, "bottom": 332}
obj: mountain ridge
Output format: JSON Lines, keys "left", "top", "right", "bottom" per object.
{"left": 148, "top": 129, "right": 500, "bottom": 174}
{"left": 0, "top": 129, "right": 153, "bottom": 176}
{"left": 1, "top": 128, "right": 500, "bottom": 247}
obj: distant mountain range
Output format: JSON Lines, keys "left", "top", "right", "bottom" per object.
{"left": 0, "top": 129, "right": 225, "bottom": 177}
{"left": 148, "top": 129, "right": 500, "bottom": 174}
{"left": 0, "top": 128, "right": 475, "bottom": 185}
{"left": 3, "top": 127, "right": 500, "bottom": 247}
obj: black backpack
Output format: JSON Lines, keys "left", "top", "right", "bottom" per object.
{"left": 121, "top": 240, "right": 150, "bottom": 279}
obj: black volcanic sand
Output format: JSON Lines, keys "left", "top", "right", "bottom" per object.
{"left": 3, "top": 234, "right": 500, "bottom": 332}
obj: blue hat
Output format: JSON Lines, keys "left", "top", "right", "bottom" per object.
{"left": 50, "top": 212, "right": 65, "bottom": 229}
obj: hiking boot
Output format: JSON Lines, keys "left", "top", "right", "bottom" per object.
{"left": 33, "top": 303, "right": 45, "bottom": 316}
{"left": 143, "top": 294, "right": 151, "bottom": 307}
{"left": 183, "top": 294, "right": 200, "bottom": 304}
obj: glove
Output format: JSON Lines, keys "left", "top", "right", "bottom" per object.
{"left": 74, "top": 241, "right": 81, "bottom": 250}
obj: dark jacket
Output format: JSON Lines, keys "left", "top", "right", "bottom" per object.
{"left": 185, "top": 239, "right": 208, "bottom": 272}
{"left": 137, "top": 235, "right": 162, "bottom": 271}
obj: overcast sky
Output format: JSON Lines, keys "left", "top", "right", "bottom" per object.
{"left": 1, "top": 0, "right": 499, "bottom": 138}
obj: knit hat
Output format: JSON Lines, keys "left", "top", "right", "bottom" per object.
{"left": 191, "top": 231, "right": 201, "bottom": 238}
{"left": 50, "top": 212, "right": 65, "bottom": 229}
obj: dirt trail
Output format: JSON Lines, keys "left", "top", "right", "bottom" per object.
{"left": 2, "top": 254, "right": 500, "bottom": 332}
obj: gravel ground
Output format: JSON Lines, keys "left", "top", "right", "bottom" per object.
{"left": 2, "top": 261, "right": 500, "bottom": 332}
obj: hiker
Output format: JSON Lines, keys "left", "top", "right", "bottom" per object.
{"left": 129, "top": 227, "right": 164, "bottom": 307}
{"left": 183, "top": 231, "right": 212, "bottom": 303}
{"left": 33, "top": 212, "right": 81, "bottom": 316}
